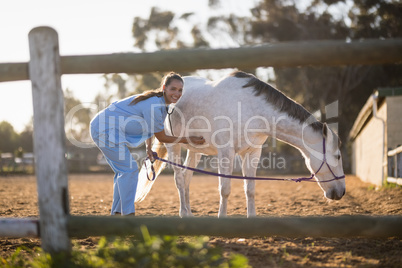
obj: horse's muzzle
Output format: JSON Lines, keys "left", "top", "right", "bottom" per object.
{"left": 326, "top": 188, "right": 345, "bottom": 200}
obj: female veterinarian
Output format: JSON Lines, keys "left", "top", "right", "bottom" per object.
{"left": 90, "top": 72, "right": 205, "bottom": 216}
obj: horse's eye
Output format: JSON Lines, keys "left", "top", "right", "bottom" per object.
{"left": 336, "top": 155, "right": 341, "bottom": 160}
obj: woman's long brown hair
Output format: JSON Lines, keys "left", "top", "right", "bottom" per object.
{"left": 130, "top": 72, "right": 183, "bottom": 105}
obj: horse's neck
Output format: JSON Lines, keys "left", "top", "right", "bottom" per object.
{"left": 266, "top": 113, "right": 321, "bottom": 156}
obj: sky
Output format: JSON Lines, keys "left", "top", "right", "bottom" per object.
{"left": 0, "top": 0, "right": 258, "bottom": 132}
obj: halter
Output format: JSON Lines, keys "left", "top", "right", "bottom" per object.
{"left": 145, "top": 138, "right": 345, "bottom": 183}
{"left": 166, "top": 106, "right": 175, "bottom": 136}
{"left": 294, "top": 138, "right": 346, "bottom": 183}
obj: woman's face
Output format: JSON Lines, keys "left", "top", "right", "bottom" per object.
{"left": 163, "top": 79, "right": 183, "bottom": 104}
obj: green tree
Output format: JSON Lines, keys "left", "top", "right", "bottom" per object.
{"left": 19, "top": 121, "right": 34, "bottom": 152}
{"left": 102, "top": 73, "right": 128, "bottom": 101}
{"left": 64, "top": 88, "right": 92, "bottom": 145}
{"left": 348, "top": 0, "right": 402, "bottom": 39}
{"left": 0, "top": 121, "right": 19, "bottom": 153}
{"left": 133, "top": 8, "right": 179, "bottom": 50}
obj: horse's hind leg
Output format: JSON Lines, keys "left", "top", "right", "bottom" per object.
{"left": 182, "top": 150, "right": 202, "bottom": 216}
{"left": 240, "top": 148, "right": 262, "bottom": 217}
{"left": 218, "top": 148, "right": 235, "bottom": 218}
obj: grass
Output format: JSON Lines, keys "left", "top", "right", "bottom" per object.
{"left": 0, "top": 226, "right": 249, "bottom": 268}
{"left": 367, "top": 180, "right": 402, "bottom": 191}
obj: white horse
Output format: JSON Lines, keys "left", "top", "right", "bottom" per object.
{"left": 135, "top": 70, "right": 346, "bottom": 217}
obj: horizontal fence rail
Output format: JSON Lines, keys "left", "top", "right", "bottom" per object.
{"left": 1, "top": 38, "right": 402, "bottom": 82}
{"left": 2, "top": 216, "right": 401, "bottom": 239}
{"left": 0, "top": 218, "right": 39, "bottom": 238}
{"left": 388, "top": 145, "right": 402, "bottom": 157}
{"left": 67, "top": 215, "right": 402, "bottom": 239}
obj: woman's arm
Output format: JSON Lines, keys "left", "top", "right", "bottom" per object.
{"left": 146, "top": 131, "right": 204, "bottom": 162}
{"left": 154, "top": 130, "right": 205, "bottom": 145}
{"left": 145, "top": 137, "right": 154, "bottom": 161}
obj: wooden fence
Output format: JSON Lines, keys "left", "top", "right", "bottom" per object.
{"left": 1, "top": 215, "right": 401, "bottom": 239}
{"left": 1, "top": 26, "right": 402, "bottom": 254}
{"left": 1, "top": 34, "right": 402, "bottom": 82}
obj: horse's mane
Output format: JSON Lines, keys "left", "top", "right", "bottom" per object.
{"left": 230, "top": 70, "right": 323, "bottom": 132}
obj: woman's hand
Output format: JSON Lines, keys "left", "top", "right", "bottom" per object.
{"left": 147, "top": 148, "right": 155, "bottom": 162}
{"left": 145, "top": 137, "right": 154, "bottom": 162}
{"left": 188, "top": 136, "right": 205, "bottom": 145}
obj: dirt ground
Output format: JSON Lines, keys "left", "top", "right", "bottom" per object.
{"left": 1, "top": 173, "right": 401, "bottom": 267}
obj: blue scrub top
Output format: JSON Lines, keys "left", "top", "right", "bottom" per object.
{"left": 92, "top": 95, "right": 168, "bottom": 147}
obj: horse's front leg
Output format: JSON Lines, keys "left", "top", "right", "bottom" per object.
{"left": 240, "top": 148, "right": 262, "bottom": 217}
{"left": 244, "top": 180, "right": 256, "bottom": 217}
{"left": 218, "top": 149, "right": 235, "bottom": 218}
{"left": 168, "top": 144, "right": 188, "bottom": 217}
{"left": 182, "top": 150, "right": 202, "bottom": 217}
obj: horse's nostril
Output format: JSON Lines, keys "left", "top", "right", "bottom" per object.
{"left": 326, "top": 189, "right": 344, "bottom": 200}
{"left": 333, "top": 189, "right": 345, "bottom": 200}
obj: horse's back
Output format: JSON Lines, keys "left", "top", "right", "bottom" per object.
{"left": 182, "top": 75, "right": 249, "bottom": 101}
{"left": 173, "top": 74, "right": 268, "bottom": 155}
{"left": 183, "top": 76, "right": 211, "bottom": 90}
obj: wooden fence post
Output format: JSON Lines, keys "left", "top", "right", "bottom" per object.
{"left": 28, "top": 27, "right": 70, "bottom": 253}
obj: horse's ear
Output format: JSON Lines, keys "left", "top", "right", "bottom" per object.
{"left": 322, "top": 123, "right": 328, "bottom": 138}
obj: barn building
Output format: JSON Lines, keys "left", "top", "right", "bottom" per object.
{"left": 349, "top": 87, "right": 402, "bottom": 186}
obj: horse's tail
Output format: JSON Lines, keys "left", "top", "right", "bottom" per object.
{"left": 135, "top": 140, "right": 168, "bottom": 203}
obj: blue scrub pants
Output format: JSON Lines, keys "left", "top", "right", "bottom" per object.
{"left": 90, "top": 124, "right": 139, "bottom": 216}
